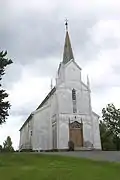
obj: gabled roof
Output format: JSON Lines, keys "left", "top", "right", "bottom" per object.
{"left": 19, "top": 114, "right": 32, "bottom": 131}
{"left": 64, "top": 58, "right": 82, "bottom": 70}
{"left": 36, "top": 87, "right": 56, "bottom": 110}
{"left": 92, "top": 111, "right": 100, "bottom": 118}
{"left": 19, "top": 87, "right": 56, "bottom": 131}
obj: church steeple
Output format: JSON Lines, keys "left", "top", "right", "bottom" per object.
{"left": 63, "top": 20, "right": 74, "bottom": 64}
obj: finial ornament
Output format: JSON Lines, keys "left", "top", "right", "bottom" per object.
{"left": 65, "top": 19, "right": 68, "bottom": 31}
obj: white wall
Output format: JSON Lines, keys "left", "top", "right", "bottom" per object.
{"left": 82, "top": 120, "right": 93, "bottom": 147}
{"left": 50, "top": 92, "right": 58, "bottom": 121}
{"left": 19, "top": 125, "right": 28, "bottom": 149}
{"left": 58, "top": 113, "right": 94, "bottom": 149}
{"left": 77, "top": 86, "right": 90, "bottom": 114}
{"left": 32, "top": 105, "right": 52, "bottom": 150}
{"left": 32, "top": 90, "right": 58, "bottom": 151}
{"left": 19, "top": 117, "right": 33, "bottom": 150}
{"left": 92, "top": 113, "right": 101, "bottom": 149}
{"left": 56, "top": 88, "right": 73, "bottom": 114}
{"left": 56, "top": 61, "right": 90, "bottom": 116}
{"left": 58, "top": 114, "right": 69, "bottom": 149}
{"left": 57, "top": 63, "right": 65, "bottom": 85}
{"left": 20, "top": 83, "right": 58, "bottom": 151}
{"left": 64, "top": 61, "right": 81, "bottom": 82}
{"left": 57, "top": 60, "right": 81, "bottom": 86}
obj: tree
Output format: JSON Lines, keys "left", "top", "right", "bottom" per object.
{"left": 0, "top": 51, "right": 12, "bottom": 125}
{"left": 102, "top": 104, "right": 120, "bottom": 137}
{"left": 0, "top": 145, "right": 2, "bottom": 152}
{"left": 99, "top": 120, "right": 116, "bottom": 150}
{"left": 3, "top": 136, "right": 14, "bottom": 152}
{"left": 102, "top": 104, "right": 120, "bottom": 150}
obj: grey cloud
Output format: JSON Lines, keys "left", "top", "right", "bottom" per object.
{"left": 1, "top": 1, "right": 120, "bottom": 69}
{"left": 0, "top": 8, "right": 98, "bottom": 65}
{"left": 9, "top": 100, "right": 39, "bottom": 121}
{"left": 112, "top": 65, "right": 120, "bottom": 75}
{"left": 0, "top": 6, "right": 100, "bottom": 89}
{"left": 91, "top": 74, "right": 120, "bottom": 94}
{"left": 102, "top": 37, "right": 120, "bottom": 49}
{"left": 1, "top": 1, "right": 120, "bottom": 109}
{"left": 2, "top": 63, "right": 23, "bottom": 89}
{"left": 0, "top": 13, "right": 63, "bottom": 64}
{"left": 10, "top": 107, "right": 31, "bottom": 119}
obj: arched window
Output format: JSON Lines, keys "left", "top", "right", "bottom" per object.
{"left": 72, "top": 89, "right": 76, "bottom": 101}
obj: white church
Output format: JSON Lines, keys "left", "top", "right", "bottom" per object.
{"left": 19, "top": 22, "right": 101, "bottom": 151}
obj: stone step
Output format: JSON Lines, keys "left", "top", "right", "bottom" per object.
{"left": 74, "top": 147, "right": 93, "bottom": 151}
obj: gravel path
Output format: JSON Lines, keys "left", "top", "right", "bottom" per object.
{"left": 42, "top": 151, "right": 120, "bottom": 162}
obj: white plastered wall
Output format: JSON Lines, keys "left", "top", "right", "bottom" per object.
{"left": 32, "top": 90, "right": 58, "bottom": 151}
{"left": 58, "top": 113, "right": 94, "bottom": 149}
{"left": 92, "top": 113, "right": 101, "bottom": 149}
{"left": 19, "top": 117, "right": 33, "bottom": 150}
{"left": 32, "top": 105, "right": 52, "bottom": 151}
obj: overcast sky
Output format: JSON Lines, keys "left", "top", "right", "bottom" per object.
{"left": 0, "top": 0, "right": 120, "bottom": 149}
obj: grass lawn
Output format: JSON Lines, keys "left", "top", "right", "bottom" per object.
{"left": 0, "top": 153, "right": 120, "bottom": 180}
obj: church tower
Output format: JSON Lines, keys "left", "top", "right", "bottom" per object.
{"left": 56, "top": 20, "right": 81, "bottom": 86}
{"left": 55, "top": 21, "right": 101, "bottom": 150}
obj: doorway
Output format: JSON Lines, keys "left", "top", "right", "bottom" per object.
{"left": 69, "top": 121, "right": 83, "bottom": 148}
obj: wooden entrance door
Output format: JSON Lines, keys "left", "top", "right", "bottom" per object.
{"left": 69, "top": 121, "right": 83, "bottom": 147}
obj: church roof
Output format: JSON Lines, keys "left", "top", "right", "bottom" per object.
{"left": 36, "top": 87, "right": 56, "bottom": 110}
{"left": 19, "top": 87, "right": 56, "bottom": 131}
{"left": 63, "top": 24, "right": 74, "bottom": 64}
{"left": 92, "top": 111, "right": 100, "bottom": 118}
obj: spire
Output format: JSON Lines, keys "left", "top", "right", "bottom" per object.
{"left": 63, "top": 20, "right": 74, "bottom": 64}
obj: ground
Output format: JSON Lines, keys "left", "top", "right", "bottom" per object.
{"left": 43, "top": 151, "right": 120, "bottom": 162}
{"left": 0, "top": 153, "right": 120, "bottom": 180}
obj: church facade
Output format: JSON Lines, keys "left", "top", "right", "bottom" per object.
{"left": 19, "top": 24, "right": 101, "bottom": 151}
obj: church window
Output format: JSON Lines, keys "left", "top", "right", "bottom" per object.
{"left": 73, "top": 101, "right": 77, "bottom": 113}
{"left": 72, "top": 89, "right": 77, "bottom": 113}
{"left": 72, "top": 89, "right": 76, "bottom": 100}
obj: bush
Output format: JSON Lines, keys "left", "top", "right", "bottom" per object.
{"left": 68, "top": 141, "right": 74, "bottom": 151}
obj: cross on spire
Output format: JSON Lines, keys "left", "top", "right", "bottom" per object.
{"left": 65, "top": 19, "right": 68, "bottom": 31}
